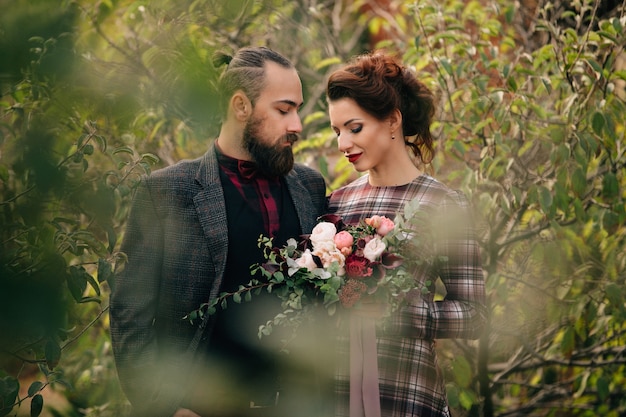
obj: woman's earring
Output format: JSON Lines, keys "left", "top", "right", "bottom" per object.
{"left": 391, "top": 135, "right": 395, "bottom": 140}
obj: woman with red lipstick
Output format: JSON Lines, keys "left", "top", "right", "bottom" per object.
{"left": 326, "top": 51, "right": 487, "bottom": 417}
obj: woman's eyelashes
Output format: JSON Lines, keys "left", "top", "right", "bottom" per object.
{"left": 333, "top": 124, "right": 363, "bottom": 137}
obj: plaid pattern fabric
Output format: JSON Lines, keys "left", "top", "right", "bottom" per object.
{"left": 328, "top": 174, "right": 486, "bottom": 417}
{"left": 216, "top": 148, "right": 281, "bottom": 237}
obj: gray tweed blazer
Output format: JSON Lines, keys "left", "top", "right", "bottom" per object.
{"left": 110, "top": 143, "right": 327, "bottom": 407}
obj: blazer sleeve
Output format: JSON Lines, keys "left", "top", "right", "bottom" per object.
{"left": 110, "top": 177, "right": 164, "bottom": 405}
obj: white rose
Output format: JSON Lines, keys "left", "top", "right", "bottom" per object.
{"left": 310, "top": 222, "right": 337, "bottom": 247}
{"left": 363, "top": 237, "right": 386, "bottom": 262}
{"left": 320, "top": 248, "right": 346, "bottom": 269}
{"left": 295, "top": 249, "right": 318, "bottom": 271}
{"left": 313, "top": 240, "right": 336, "bottom": 254}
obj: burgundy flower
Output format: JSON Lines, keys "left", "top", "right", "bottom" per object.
{"left": 261, "top": 262, "right": 280, "bottom": 274}
{"left": 381, "top": 252, "right": 404, "bottom": 269}
{"left": 317, "top": 213, "right": 346, "bottom": 231}
{"left": 345, "top": 254, "right": 373, "bottom": 279}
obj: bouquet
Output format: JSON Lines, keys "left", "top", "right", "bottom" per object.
{"left": 185, "top": 204, "right": 434, "bottom": 341}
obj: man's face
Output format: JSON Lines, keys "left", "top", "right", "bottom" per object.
{"left": 243, "top": 61, "right": 304, "bottom": 177}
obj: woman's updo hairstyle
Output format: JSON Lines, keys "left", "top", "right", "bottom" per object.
{"left": 326, "top": 51, "right": 435, "bottom": 166}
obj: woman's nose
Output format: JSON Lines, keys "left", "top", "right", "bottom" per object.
{"left": 337, "top": 134, "right": 351, "bottom": 153}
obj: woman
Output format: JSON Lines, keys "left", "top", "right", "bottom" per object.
{"left": 326, "top": 51, "right": 487, "bottom": 417}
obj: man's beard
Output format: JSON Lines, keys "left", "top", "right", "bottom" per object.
{"left": 243, "top": 115, "right": 298, "bottom": 177}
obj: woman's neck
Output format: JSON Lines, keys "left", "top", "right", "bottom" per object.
{"left": 368, "top": 156, "right": 423, "bottom": 187}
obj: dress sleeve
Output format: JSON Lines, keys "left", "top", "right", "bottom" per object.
{"left": 109, "top": 177, "right": 164, "bottom": 406}
{"left": 385, "top": 190, "right": 487, "bottom": 340}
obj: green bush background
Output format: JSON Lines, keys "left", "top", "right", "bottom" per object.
{"left": 1, "top": 0, "right": 624, "bottom": 416}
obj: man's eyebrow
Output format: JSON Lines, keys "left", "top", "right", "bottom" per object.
{"left": 275, "top": 99, "right": 304, "bottom": 109}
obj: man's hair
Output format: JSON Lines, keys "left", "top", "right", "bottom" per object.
{"left": 213, "top": 46, "right": 293, "bottom": 119}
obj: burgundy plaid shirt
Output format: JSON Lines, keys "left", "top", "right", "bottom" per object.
{"left": 215, "top": 146, "right": 281, "bottom": 237}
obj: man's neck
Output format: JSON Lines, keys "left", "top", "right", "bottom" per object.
{"left": 216, "top": 124, "right": 251, "bottom": 161}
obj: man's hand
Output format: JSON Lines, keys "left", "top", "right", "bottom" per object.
{"left": 173, "top": 408, "right": 202, "bottom": 417}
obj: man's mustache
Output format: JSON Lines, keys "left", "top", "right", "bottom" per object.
{"left": 284, "top": 133, "right": 299, "bottom": 145}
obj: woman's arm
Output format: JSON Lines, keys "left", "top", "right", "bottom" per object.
{"left": 385, "top": 190, "right": 487, "bottom": 340}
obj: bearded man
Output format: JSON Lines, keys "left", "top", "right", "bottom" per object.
{"left": 110, "top": 47, "right": 328, "bottom": 417}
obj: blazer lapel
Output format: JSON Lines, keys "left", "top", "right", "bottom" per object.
{"left": 285, "top": 169, "right": 318, "bottom": 235}
{"left": 193, "top": 144, "right": 228, "bottom": 302}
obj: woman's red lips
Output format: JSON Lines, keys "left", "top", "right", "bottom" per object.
{"left": 347, "top": 153, "right": 362, "bottom": 163}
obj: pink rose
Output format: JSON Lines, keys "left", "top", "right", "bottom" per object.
{"left": 334, "top": 231, "right": 354, "bottom": 253}
{"left": 365, "top": 215, "right": 395, "bottom": 236}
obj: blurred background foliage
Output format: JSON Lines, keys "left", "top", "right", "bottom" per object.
{"left": 0, "top": 0, "right": 624, "bottom": 416}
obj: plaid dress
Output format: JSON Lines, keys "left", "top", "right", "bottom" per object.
{"left": 328, "top": 174, "right": 486, "bottom": 417}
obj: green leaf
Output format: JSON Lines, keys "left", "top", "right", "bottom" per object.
{"left": 439, "top": 58, "right": 453, "bottom": 76}
{"left": 452, "top": 356, "right": 472, "bottom": 388}
{"left": 602, "top": 172, "right": 619, "bottom": 199}
{"left": 446, "top": 384, "right": 460, "bottom": 408}
{"left": 67, "top": 266, "right": 87, "bottom": 302}
{"left": 83, "top": 143, "right": 94, "bottom": 155}
{"left": 84, "top": 272, "right": 101, "bottom": 297}
{"left": 30, "top": 394, "right": 43, "bottom": 417}
{"left": 112, "top": 146, "right": 134, "bottom": 155}
{"left": 27, "top": 381, "right": 44, "bottom": 397}
{"left": 605, "top": 283, "right": 622, "bottom": 308}
{"left": 571, "top": 168, "right": 587, "bottom": 197}
{"left": 0, "top": 376, "right": 19, "bottom": 413}
{"left": 45, "top": 339, "right": 62, "bottom": 370}
{"left": 596, "top": 375, "right": 610, "bottom": 401}
{"left": 97, "top": 258, "right": 113, "bottom": 284}
{"left": 140, "top": 153, "right": 159, "bottom": 164}
{"left": 538, "top": 185, "right": 553, "bottom": 213}
{"left": 314, "top": 56, "right": 341, "bottom": 70}
{"left": 591, "top": 111, "right": 605, "bottom": 135}
{"left": 560, "top": 326, "right": 575, "bottom": 358}
{"left": 458, "top": 388, "right": 476, "bottom": 410}
{"left": 602, "top": 211, "right": 620, "bottom": 233}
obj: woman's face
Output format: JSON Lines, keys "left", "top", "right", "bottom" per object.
{"left": 328, "top": 97, "right": 395, "bottom": 172}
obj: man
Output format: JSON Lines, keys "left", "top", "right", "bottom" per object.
{"left": 110, "top": 47, "right": 328, "bottom": 417}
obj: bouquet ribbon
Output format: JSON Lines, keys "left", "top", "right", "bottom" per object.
{"left": 350, "top": 311, "right": 381, "bottom": 417}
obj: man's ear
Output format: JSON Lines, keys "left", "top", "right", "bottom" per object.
{"left": 231, "top": 91, "right": 252, "bottom": 121}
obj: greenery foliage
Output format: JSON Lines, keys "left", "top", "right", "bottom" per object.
{"left": 0, "top": 0, "right": 624, "bottom": 416}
